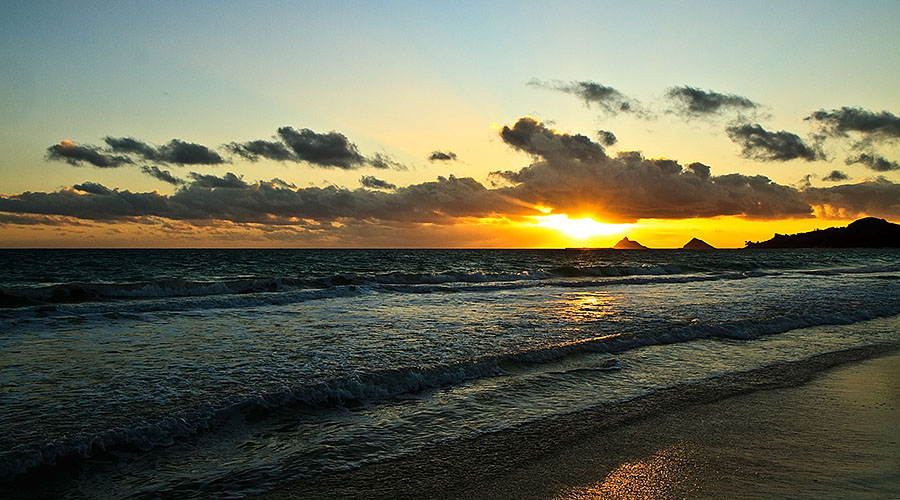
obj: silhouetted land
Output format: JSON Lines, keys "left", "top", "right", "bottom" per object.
{"left": 745, "top": 217, "right": 900, "bottom": 249}
{"left": 613, "top": 237, "right": 648, "bottom": 249}
{"left": 682, "top": 238, "right": 715, "bottom": 249}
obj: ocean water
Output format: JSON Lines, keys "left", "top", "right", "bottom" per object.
{"left": 1, "top": 248, "right": 899, "bottom": 498}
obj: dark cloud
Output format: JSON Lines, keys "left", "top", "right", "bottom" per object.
{"left": 16, "top": 117, "right": 900, "bottom": 230}
{"left": 104, "top": 136, "right": 158, "bottom": 158}
{"left": 360, "top": 175, "right": 397, "bottom": 191}
{"left": 666, "top": 86, "right": 758, "bottom": 116}
{"left": 822, "top": 170, "right": 849, "bottom": 182}
{"left": 140, "top": 166, "right": 184, "bottom": 185}
{"left": 428, "top": 150, "right": 458, "bottom": 162}
{"left": 686, "top": 162, "right": 711, "bottom": 179}
{"left": 156, "top": 139, "right": 225, "bottom": 165}
{"left": 227, "top": 127, "right": 403, "bottom": 170}
{"left": 225, "top": 139, "right": 296, "bottom": 162}
{"left": 726, "top": 123, "right": 824, "bottom": 162}
{"left": 806, "top": 107, "right": 900, "bottom": 140}
{"left": 49, "top": 136, "right": 224, "bottom": 168}
{"left": 802, "top": 178, "right": 900, "bottom": 219}
{"left": 369, "top": 152, "right": 408, "bottom": 171}
{"left": 500, "top": 117, "right": 607, "bottom": 162}
{"left": 845, "top": 153, "right": 900, "bottom": 172}
{"left": 269, "top": 178, "right": 297, "bottom": 189}
{"left": 103, "top": 136, "right": 225, "bottom": 165}
{"left": 188, "top": 172, "right": 249, "bottom": 189}
{"left": 596, "top": 130, "right": 617, "bottom": 146}
{"left": 0, "top": 185, "right": 171, "bottom": 221}
{"left": 276, "top": 126, "right": 366, "bottom": 169}
{"left": 0, "top": 172, "right": 519, "bottom": 226}
{"left": 46, "top": 141, "right": 133, "bottom": 168}
{"left": 72, "top": 182, "right": 114, "bottom": 195}
{"left": 528, "top": 79, "right": 642, "bottom": 115}
{"left": 493, "top": 117, "right": 812, "bottom": 221}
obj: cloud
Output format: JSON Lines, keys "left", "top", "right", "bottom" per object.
{"left": 845, "top": 153, "right": 900, "bottom": 172}
{"left": 188, "top": 172, "right": 249, "bottom": 189}
{"left": 225, "top": 139, "right": 297, "bottom": 162}
{"left": 822, "top": 170, "right": 849, "bottom": 182}
{"left": 686, "top": 162, "right": 711, "bottom": 178}
{"left": 0, "top": 185, "right": 171, "bottom": 221}
{"left": 492, "top": 117, "right": 813, "bottom": 221}
{"left": 726, "top": 123, "right": 824, "bottom": 162}
{"left": 72, "top": 182, "right": 114, "bottom": 195}
{"left": 48, "top": 136, "right": 224, "bottom": 169}
{"left": 368, "top": 152, "right": 408, "bottom": 170}
{"left": 0, "top": 172, "right": 520, "bottom": 226}
{"left": 46, "top": 141, "right": 133, "bottom": 168}
{"left": 499, "top": 117, "right": 607, "bottom": 162}
{"left": 15, "top": 117, "right": 900, "bottom": 232}
{"left": 528, "top": 79, "right": 642, "bottom": 116}
{"left": 802, "top": 178, "right": 900, "bottom": 219}
{"left": 104, "top": 136, "right": 225, "bottom": 165}
{"left": 269, "top": 178, "right": 297, "bottom": 189}
{"left": 63, "top": 127, "right": 405, "bottom": 171}
{"left": 666, "top": 86, "right": 758, "bottom": 116}
{"left": 428, "top": 150, "right": 458, "bottom": 162}
{"left": 0, "top": 213, "right": 93, "bottom": 227}
{"left": 140, "top": 165, "right": 184, "bottom": 185}
{"left": 276, "top": 126, "right": 366, "bottom": 169}
{"left": 227, "top": 126, "right": 406, "bottom": 170}
{"left": 103, "top": 136, "right": 158, "bottom": 158}
{"left": 806, "top": 107, "right": 900, "bottom": 140}
{"left": 156, "top": 139, "right": 226, "bottom": 165}
{"left": 596, "top": 130, "right": 617, "bottom": 146}
{"left": 360, "top": 175, "right": 397, "bottom": 190}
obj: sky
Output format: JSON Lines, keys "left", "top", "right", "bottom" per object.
{"left": 1, "top": 0, "right": 899, "bottom": 248}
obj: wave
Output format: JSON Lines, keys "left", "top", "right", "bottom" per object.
{"left": 0, "top": 264, "right": 734, "bottom": 308}
{"left": 4, "top": 304, "right": 900, "bottom": 482}
{"left": 4, "top": 259, "right": 896, "bottom": 310}
{"left": 0, "top": 272, "right": 549, "bottom": 308}
{"left": 2, "top": 266, "right": 895, "bottom": 322}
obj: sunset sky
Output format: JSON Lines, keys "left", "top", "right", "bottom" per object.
{"left": 2, "top": 1, "right": 899, "bottom": 248}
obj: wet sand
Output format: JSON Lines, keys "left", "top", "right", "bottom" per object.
{"left": 258, "top": 348, "right": 900, "bottom": 500}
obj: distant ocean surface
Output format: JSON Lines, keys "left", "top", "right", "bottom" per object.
{"left": 2, "top": 248, "right": 900, "bottom": 498}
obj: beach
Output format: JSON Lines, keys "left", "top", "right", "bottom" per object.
{"left": 258, "top": 349, "right": 900, "bottom": 500}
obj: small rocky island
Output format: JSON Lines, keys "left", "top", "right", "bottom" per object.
{"left": 682, "top": 238, "right": 715, "bottom": 249}
{"left": 745, "top": 217, "right": 900, "bottom": 248}
{"left": 614, "top": 237, "right": 649, "bottom": 249}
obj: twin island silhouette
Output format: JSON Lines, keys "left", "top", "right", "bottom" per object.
{"left": 581, "top": 217, "right": 900, "bottom": 250}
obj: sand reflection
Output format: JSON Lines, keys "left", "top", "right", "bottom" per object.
{"left": 552, "top": 446, "right": 699, "bottom": 500}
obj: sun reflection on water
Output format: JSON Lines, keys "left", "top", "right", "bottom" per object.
{"left": 558, "top": 292, "right": 618, "bottom": 324}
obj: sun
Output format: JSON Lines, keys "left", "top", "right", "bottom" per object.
{"left": 534, "top": 214, "right": 633, "bottom": 239}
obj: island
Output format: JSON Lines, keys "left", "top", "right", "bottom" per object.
{"left": 682, "top": 238, "right": 715, "bottom": 249}
{"left": 614, "top": 237, "right": 649, "bottom": 249}
{"left": 745, "top": 217, "right": 900, "bottom": 248}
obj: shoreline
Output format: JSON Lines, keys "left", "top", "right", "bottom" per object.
{"left": 257, "top": 344, "right": 900, "bottom": 499}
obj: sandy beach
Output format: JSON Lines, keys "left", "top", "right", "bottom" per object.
{"left": 258, "top": 347, "right": 900, "bottom": 500}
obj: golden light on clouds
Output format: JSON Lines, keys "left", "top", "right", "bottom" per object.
{"left": 60, "top": 140, "right": 76, "bottom": 148}
{"left": 534, "top": 214, "right": 633, "bottom": 240}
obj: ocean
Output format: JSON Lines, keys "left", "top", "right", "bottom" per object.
{"left": 1, "top": 248, "right": 899, "bottom": 498}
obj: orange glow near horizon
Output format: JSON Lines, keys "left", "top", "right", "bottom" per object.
{"left": 0, "top": 213, "right": 871, "bottom": 249}
{"left": 534, "top": 214, "right": 634, "bottom": 240}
